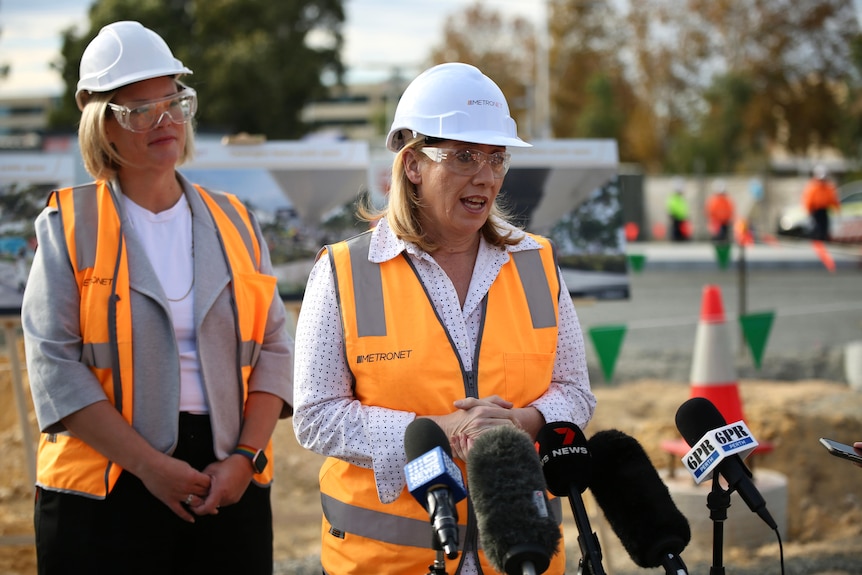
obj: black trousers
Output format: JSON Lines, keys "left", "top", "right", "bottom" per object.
{"left": 811, "top": 208, "right": 830, "bottom": 241}
{"left": 35, "top": 413, "right": 274, "bottom": 575}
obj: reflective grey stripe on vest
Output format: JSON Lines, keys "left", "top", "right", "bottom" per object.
{"left": 81, "top": 342, "right": 113, "bottom": 369}
{"left": 206, "top": 191, "right": 259, "bottom": 272}
{"left": 321, "top": 492, "right": 563, "bottom": 549}
{"left": 346, "top": 235, "right": 557, "bottom": 336}
{"left": 511, "top": 249, "right": 557, "bottom": 329}
{"left": 240, "top": 339, "right": 261, "bottom": 368}
{"left": 346, "top": 233, "right": 386, "bottom": 337}
{"left": 59, "top": 185, "right": 106, "bottom": 369}
{"left": 63, "top": 184, "right": 100, "bottom": 272}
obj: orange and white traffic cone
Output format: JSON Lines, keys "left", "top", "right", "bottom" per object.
{"left": 688, "top": 284, "right": 745, "bottom": 424}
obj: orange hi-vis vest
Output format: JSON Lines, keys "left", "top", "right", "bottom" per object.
{"left": 707, "top": 194, "right": 734, "bottom": 225}
{"left": 38, "top": 181, "right": 276, "bottom": 498}
{"left": 802, "top": 179, "right": 840, "bottom": 213}
{"left": 319, "top": 231, "right": 567, "bottom": 575}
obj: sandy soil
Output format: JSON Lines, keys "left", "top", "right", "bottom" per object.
{"left": 3, "top": 344, "right": 862, "bottom": 573}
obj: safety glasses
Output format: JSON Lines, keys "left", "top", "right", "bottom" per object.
{"left": 107, "top": 87, "right": 197, "bottom": 133}
{"left": 420, "top": 147, "right": 511, "bottom": 179}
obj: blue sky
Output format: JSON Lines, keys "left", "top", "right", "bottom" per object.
{"left": 0, "top": 0, "right": 540, "bottom": 98}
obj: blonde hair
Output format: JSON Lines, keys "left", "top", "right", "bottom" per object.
{"left": 78, "top": 81, "right": 195, "bottom": 180}
{"left": 358, "top": 135, "right": 521, "bottom": 252}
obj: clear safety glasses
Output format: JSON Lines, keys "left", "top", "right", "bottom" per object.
{"left": 107, "top": 87, "right": 198, "bottom": 133}
{"left": 420, "top": 147, "right": 512, "bottom": 179}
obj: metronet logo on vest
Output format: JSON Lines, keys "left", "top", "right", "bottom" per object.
{"left": 82, "top": 277, "right": 113, "bottom": 287}
{"left": 682, "top": 420, "right": 759, "bottom": 484}
{"left": 466, "top": 99, "right": 503, "bottom": 109}
{"left": 356, "top": 349, "right": 413, "bottom": 364}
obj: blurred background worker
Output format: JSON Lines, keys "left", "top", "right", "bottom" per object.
{"left": 706, "top": 179, "right": 735, "bottom": 242}
{"left": 666, "top": 178, "right": 690, "bottom": 242}
{"left": 802, "top": 164, "right": 840, "bottom": 241}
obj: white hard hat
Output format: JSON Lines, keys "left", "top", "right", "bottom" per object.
{"left": 386, "top": 62, "right": 530, "bottom": 152}
{"left": 813, "top": 164, "right": 827, "bottom": 179}
{"left": 75, "top": 21, "right": 192, "bottom": 110}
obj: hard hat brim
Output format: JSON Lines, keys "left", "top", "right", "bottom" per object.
{"left": 386, "top": 128, "right": 531, "bottom": 152}
{"left": 75, "top": 69, "right": 193, "bottom": 111}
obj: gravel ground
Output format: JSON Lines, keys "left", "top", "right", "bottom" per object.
{"left": 271, "top": 547, "right": 862, "bottom": 575}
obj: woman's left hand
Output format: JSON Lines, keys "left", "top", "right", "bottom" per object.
{"left": 440, "top": 395, "right": 516, "bottom": 459}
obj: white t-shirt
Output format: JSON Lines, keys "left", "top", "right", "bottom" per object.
{"left": 124, "top": 194, "right": 207, "bottom": 414}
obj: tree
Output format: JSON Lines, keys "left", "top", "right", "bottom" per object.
{"left": 429, "top": 2, "right": 537, "bottom": 138}
{"left": 49, "top": 0, "right": 345, "bottom": 139}
{"left": 680, "top": 0, "right": 859, "bottom": 158}
{"left": 835, "top": 34, "right": 862, "bottom": 172}
{"left": 0, "top": 1, "right": 9, "bottom": 82}
{"left": 414, "top": 0, "right": 862, "bottom": 173}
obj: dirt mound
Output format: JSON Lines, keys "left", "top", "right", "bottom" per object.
{"left": 4, "top": 354, "right": 862, "bottom": 573}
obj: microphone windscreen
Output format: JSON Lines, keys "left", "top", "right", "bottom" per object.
{"left": 588, "top": 429, "right": 691, "bottom": 568}
{"left": 535, "top": 421, "right": 591, "bottom": 497}
{"left": 467, "top": 426, "right": 560, "bottom": 575}
{"left": 405, "top": 418, "right": 452, "bottom": 461}
{"left": 675, "top": 396, "right": 728, "bottom": 447}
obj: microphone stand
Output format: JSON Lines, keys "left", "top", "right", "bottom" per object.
{"left": 425, "top": 536, "right": 449, "bottom": 575}
{"left": 565, "top": 487, "right": 606, "bottom": 575}
{"left": 425, "top": 549, "right": 448, "bottom": 575}
{"left": 707, "top": 474, "right": 731, "bottom": 575}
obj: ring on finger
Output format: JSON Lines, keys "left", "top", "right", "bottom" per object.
{"left": 184, "top": 493, "right": 194, "bottom": 505}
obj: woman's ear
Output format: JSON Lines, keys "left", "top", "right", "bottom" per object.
{"left": 403, "top": 148, "right": 423, "bottom": 185}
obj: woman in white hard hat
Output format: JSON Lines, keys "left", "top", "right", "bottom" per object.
{"left": 21, "top": 21, "right": 293, "bottom": 574}
{"left": 293, "top": 62, "right": 595, "bottom": 575}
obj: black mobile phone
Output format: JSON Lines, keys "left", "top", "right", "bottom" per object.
{"left": 819, "top": 437, "right": 862, "bottom": 465}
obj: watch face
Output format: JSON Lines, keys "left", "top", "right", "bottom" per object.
{"left": 253, "top": 450, "right": 268, "bottom": 474}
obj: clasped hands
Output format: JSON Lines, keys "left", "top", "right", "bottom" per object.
{"left": 435, "top": 395, "right": 539, "bottom": 461}
{"left": 143, "top": 452, "right": 256, "bottom": 523}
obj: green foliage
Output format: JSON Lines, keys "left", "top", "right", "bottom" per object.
{"left": 48, "top": 0, "right": 345, "bottom": 139}
{"left": 576, "top": 73, "right": 624, "bottom": 140}
{"left": 542, "top": 0, "right": 862, "bottom": 173}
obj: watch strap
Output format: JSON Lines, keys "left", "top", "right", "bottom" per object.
{"left": 233, "top": 444, "right": 264, "bottom": 473}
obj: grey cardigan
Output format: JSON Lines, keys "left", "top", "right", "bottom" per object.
{"left": 22, "top": 173, "right": 294, "bottom": 463}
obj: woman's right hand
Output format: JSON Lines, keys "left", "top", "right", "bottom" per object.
{"left": 62, "top": 401, "right": 212, "bottom": 522}
{"left": 432, "top": 395, "right": 517, "bottom": 460}
{"left": 137, "top": 453, "right": 212, "bottom": 522}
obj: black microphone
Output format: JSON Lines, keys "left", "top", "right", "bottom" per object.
{"left": 588, "top": 429, "right": 690, "bottom": 575}
{"left": 675, "top": 396, "right": 778, "bottom": 530}
{"left": 404, "top": 418, "right": 467, "bottom": 559}
{"left": 467, "top": 426, "right": 561, "bottom": 575}
{"left": 536, "top": 421, "right": 606, "bottom": 575}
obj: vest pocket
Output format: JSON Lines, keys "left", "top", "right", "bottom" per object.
{"left": 503, "top": 352, "right": 555, "bottom": 406}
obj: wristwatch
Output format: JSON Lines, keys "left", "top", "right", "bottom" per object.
{"left": 233, "top": 444, "right": 268, "bottom": 474}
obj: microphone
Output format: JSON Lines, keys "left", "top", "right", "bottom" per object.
{"left": 467, "top": 426, "right": 561, "bottom": 575}
{"left": 536, "top": 421, "right": 606, "bottom": 575}
{"left": 403, "top": 418, "right": 467, "bottom": 559}
{"left": 588, "top": 429, "right": 690, "bottom": 575}
{"left": 675, "top": 397, "right": 778, "bottom": 530}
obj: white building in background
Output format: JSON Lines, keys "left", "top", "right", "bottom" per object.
{"left": 0, "top": 95, "right": 58, "bottom": 150}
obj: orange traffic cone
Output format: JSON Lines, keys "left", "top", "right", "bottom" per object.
{"left": 661, "top": 284, "right": 772, "bottom": 473}
{"left": 688, "top": 284, "right": 745, "bottom": 424}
